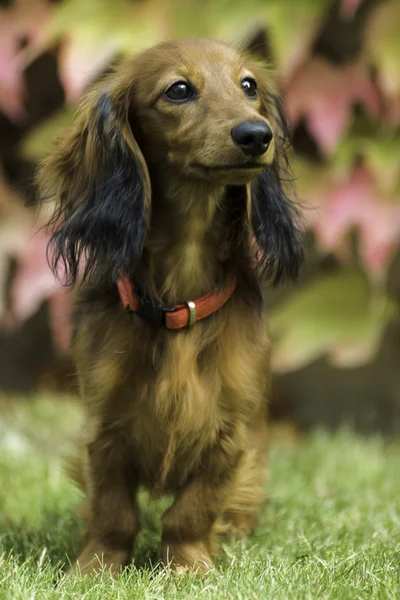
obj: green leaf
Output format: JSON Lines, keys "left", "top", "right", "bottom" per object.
{"left": 269, "top": 270, "right": 398, "bottom": 372}
{"left": 333, "top": 118, "right": 400, "bottom": 196}
{"left": 364, "top": 0, "right": 400, "bottom": 99}
{"left": 45, "top": 0, "right": 169, "bottom": 53}
{"left": 169, "top": 0, "right": 269, "bottom": 40}
{"left": 261, "top": 0, "right": 329, "bottom": 72}
{"left": 20, "top": 109, "right": 74, "bottom": 161}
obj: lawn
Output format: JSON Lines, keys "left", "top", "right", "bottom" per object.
{"left": 0, "top": 396, "right": 399, "bottom": 599}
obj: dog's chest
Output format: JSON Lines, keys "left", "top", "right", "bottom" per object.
{"left": 126, "top": 357, "right": 222, "bottom": 488}
{"left": 120, "top": 319, "right": 269, "bottom": 489}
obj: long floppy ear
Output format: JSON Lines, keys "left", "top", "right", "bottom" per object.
{"left": 248, "top": 61, "right": 303, "bottom": 285}
{"left": 35, "top": 66, "right": 150, "bottom": 286}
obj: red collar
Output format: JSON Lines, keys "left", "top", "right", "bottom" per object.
{"left": 117, "top": 276, "right": 237, "bottom": 330}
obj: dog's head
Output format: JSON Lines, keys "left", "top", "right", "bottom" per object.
{"left": 37, "top": 38, "right": 302, "bottom": 286}
{"left": 130, "top": 38, "right": 277, "bottom": 185}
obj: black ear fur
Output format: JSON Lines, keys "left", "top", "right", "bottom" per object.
{"left": 252, "top": 95, "right": 303, "bottom": 285}
{"left": 38, "top": 91, "right": 149, "bottom": 287}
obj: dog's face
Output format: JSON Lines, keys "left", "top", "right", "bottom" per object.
{"left": 37, "top": 37, "right": 302, "bottom": 288}
{"left": 130, "top": 39, "right": 277, "bottom": 185}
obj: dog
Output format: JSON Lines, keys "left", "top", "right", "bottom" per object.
{"left": 35, "top": 37, "right": 303, "bottom": 575}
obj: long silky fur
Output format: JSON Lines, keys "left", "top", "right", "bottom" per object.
{"left": 252, "top": 93, "right": 303, "bottom": 284}
{"left": 36, "top": 90, "right": 148, "bottom": 286}
{"left": 30, "top": 38, "right": 304, "bottom": 577}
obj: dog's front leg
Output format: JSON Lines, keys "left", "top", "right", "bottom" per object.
{"left": 161, "top": 440, "right": 241, "bottom": 574}
{"left": 73, "top": 436, "right": 140, "bottom": 576}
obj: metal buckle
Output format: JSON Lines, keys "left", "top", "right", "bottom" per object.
{"left": 186, "top": 301, "right": 196, "bottom": 326}
{"left": 135, "top": 288, "right": 176, "bottom": 328}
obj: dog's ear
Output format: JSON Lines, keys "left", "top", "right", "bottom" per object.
{"left": 36, "top": 67, "right": 151, "bottom": 286}
{"left": 246, "top": 61, "right": 303, "bottom": 285}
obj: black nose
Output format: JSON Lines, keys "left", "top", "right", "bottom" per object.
{"left": 231, "top": 121, "right": 273, "bottom": 157}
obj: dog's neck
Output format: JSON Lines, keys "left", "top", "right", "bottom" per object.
{"left": 142, "top": 176, "right": 242, "bottom": 304}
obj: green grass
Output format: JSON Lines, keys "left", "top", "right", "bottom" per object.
{"left": 1, "top": 397, "right": 400, "bottom": 599}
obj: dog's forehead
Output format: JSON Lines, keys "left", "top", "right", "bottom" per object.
{"left": 174, "top": 38, "right": 243, "bottom": 68}
{"left": 140, "top": 38, "right": 242, "bottom": 65}
{"left": 132, "top": 39, "right": 249, "bottom": 94}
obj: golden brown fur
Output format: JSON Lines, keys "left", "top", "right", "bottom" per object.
{"left": 35, "top": 38, "right": 302, "bottom": 575}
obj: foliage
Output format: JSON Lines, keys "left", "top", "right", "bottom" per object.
{"left": 1, "top": 397, "right": 400, "bottom": 598}
{"left": 0, "top": 0, "right": 399, "bottom": 368}
{"left": 269, "top": 270, "right": 397, "bottom": 371}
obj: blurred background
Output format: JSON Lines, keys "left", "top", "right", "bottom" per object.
{"left": 0, "top": 0, "right": 399, "bottom": 434}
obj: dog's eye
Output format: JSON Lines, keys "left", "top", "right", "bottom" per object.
{"left": 241, "top": 77, "right": 258, "bottom": 99}
{"left": 164, "top": 81, "right": 195, "bottom": 103}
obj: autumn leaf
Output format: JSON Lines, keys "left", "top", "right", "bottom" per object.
{"left": 58, "top": 36, "right": 118, "bottom": 103}
{"left": 10, "top": 230, "right": 59, "bottom": 324}
{"left": 45, "top": 0, "right": 170, "bottom": 102}
{"left": 285, "top": 58, "right": 380, "bottom": 154}
{"left": 0, "top": 206, "right": 32, "bottom": 324}
{"left": 263, "top": 0, "right": 326, "bottom": 77}
{"left": 20, "top": 108, "right": 75, "bottom": 161}
{"left": 340, "top": 0, "right": 364, "bottom": 19}
{"left": 0, "top": 169, "right": 70, "bottom": 349}
{"left": 311, "top": 164, "right": 400, "bottom": 278}
{"left": 270, "top": 270, "right": 397, "bottom": 372}
{"left": 364, "top": 0, "right": 400, "bottom": 121}
{"left": 9, "top": 227, "right": 72, "bottom": 352}
{"left": 0, "top": 0, "right": 53, "bottom": 121}
{"left": 333, "top": 121, "right": 400, "bottom": 196}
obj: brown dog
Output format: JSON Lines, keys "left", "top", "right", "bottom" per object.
{"left": 35, "top": 38, "right": 302, "bottom": 575}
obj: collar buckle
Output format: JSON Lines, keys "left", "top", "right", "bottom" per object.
{"left": 136, "top": 289, "right": 176, "bottom": 328}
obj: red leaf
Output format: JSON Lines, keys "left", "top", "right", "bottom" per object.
{"left": 359, "top": 199, "right": 400, "bottom": 277}
{"left": 59, "top": 35, "right": 117, "bottom": 103}
{"left": 314, "top": 165, "right": 369, "bottom": 249}
{"left": 0, "top": 169, "right": 71, "bottom": 349}
{"left": 0, "top": 176, "right": 32, "bottom": 323}
{"left": 0, "top": 0, "right": 53, "bottom": 121}
{"left": 10, "top": 231, "right": 59, "bottom": 323}
{"left": 313, "top": 164, "right": 400, "bottom": 277}
{"left": 0, "top": 33, "right": 24, "bottom": 120}
{"left": 9, "top": 228, "right": 73, "bottom": 351}
{"left": 340, "top": 0, "right": 364, "bottom": 19}
{"left": 285, "top": 59, "right": 380, "bottom": 154}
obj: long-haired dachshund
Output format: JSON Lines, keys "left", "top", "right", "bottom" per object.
{"left": 35, "top": 38, "right": 302, "bottom": 575}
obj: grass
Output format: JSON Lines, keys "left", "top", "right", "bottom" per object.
{"left": 0, "top": 397, "right": 400, "bottom": 599}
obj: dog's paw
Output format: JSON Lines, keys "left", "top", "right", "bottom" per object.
{"left": 162, "top": 539, "right": 213, "bottom": 575}
{"left": 216, "top": 509, "right": 260, "bottom": 540}
{"left": 71, "top": 542, "right": 130, "bottom": 577}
